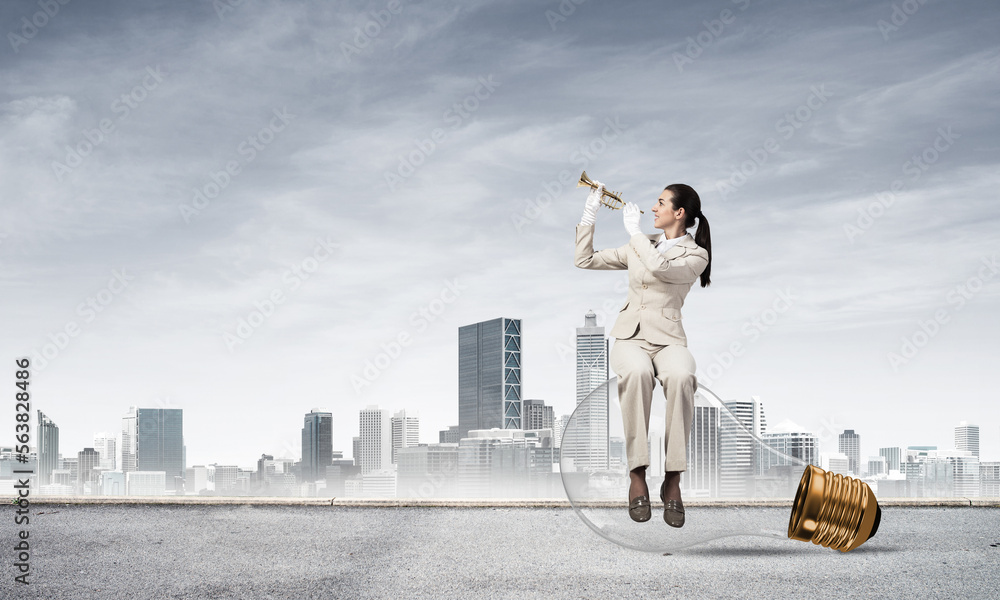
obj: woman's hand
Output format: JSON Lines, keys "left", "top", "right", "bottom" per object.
{"left": 623, "top": 202, "right": 642, "bottom": 236}
{"left": 580, "top": 180, "right": 604, "bottom": 226}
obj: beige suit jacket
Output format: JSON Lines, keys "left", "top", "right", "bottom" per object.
{"left": 574, "top": 224, "right": 709, "bottom": 346}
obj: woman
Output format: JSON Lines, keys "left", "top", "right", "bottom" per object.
{"left": 574, "top": 179, "right": 712, "bottom": 527}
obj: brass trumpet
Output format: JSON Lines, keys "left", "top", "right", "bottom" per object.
{"left": 577, "top": 171, "right": 643, "bottom": 213}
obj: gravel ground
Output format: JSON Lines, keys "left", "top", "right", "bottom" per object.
{"left": 3, "top": 505, "right": 999, "bottom": 599}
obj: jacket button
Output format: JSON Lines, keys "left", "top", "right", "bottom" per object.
{"left": 640, "top": 305, "right": 645, "bottom": 309}
{"left": 642, "top": 285, "right": 647, "bottom": 289}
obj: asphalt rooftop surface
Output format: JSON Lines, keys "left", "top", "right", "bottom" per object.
{"left": 4, "top": 504, "right": 999, "bottom": 599}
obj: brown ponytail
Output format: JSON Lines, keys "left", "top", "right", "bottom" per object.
{"left": 665, "top": 183, "right": 712, "bottom": 287}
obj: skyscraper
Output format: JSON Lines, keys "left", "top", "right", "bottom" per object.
{"left": 121, "top": 407, "right": 138, "bottom": 474}
{"left": 124, "top": 408, "right": 184, "bottom": 492}
{"left": 391, "top": 409, "right": 419, "bottom": 464}
{"left": 760, "top": 420, "right": 819, "bottom": 472}
{"left": 358, "top": 406, "right": 391, "bottom": 475}
{"left": 37, "top": 410, "right": 59, "bottom": 487}
{"left": 565, "top": 310, "right": 609, "bottom": 472}
{"left": 93, "top": 432, "right": 117, "bottom": 471}
{"left": 839, "top": 430, "right": 861, "bottom": 476}
{"left": 720, "top": 397, "right": 766, "bottom": 497}
{"left": 879, "top": 447, "right": 904, "bottom": 472}
{"left": 301, "top": 409, "right": 333, "bottom": 483}
{"left": 521, "top": 399, "right": 555, "bottom": 431}
{"left": 458, "top": 317, "right": 522, "bottom": 438}
{"left": 77, "top": 447, "right": 101, "bottom": 494}
{"left": 955, "top": 421, "right": 980, "bottom": 457}
{"left": 683, "top": 390, "right": 720, "bottom": 497}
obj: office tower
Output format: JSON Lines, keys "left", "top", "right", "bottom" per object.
{"left": 391, "top": 409, "right": 419, "bottom": 464}
{"left": 879, "top": 447, "right": 904, "bottom": 472}
{"left": 186, "top": 465, "right": 210, "bottom": 495}
{"left": 93, "top": 432, "right": 117, "bottom": 471}
{"left": 61, "top": 457, "right": 79, "bottom": 483}
{"left": 37, "top": 411, "right": 59, "bottom": 486}
{"left": 352, "top": 437, "right": 360, "bottom": 467}
{"left": 683, "top": 391, "right": 720, "bottom": 497}
{"left": 121, "top": 407, "right": 138, "bottom": 474}
{"left": 820, "top": 452, "right": 850, "bottom": 475}
{"left": 955, "top": 421, "right": 980, "bottom": 457}
{"left": 439, "top": 425, "right": 460, "bottom": 444}
{"left": 838, "top": 430, "right": 861, "bottom": 476}
{"left": 947, "top": 451, "right": 980, "bottom": 497}
{"left": 211, "top": 464, "right": 239, "bottom": 494}
{"left": 458, "top": 317, "right": 522, "bottom": 438}
{"left": 301, "top": 409, "right": 333, "bottom": 483}
{"left": 981, "top": 462, "right": 1000, "bottom": 497}
{"left": 720, "top": 397, "right": 766, "bottom": 496}
{"left": 77, "top": 447, "right": 101, "bottom": 494}
{"left": 564, "top": 310, "right": 609, "bottom": 472}
{"left": 522, "top": 399, "right": 555, "bottom": 431}
{"left": 760, "top": 419, "right": 819, "bottom": 472}
{"left": 359, "top": 406, "right": 392, "bottom": 475}
{"left": 122, "top": 408, "right": 184, "bottom": 492}
{"left": 554, "top": 414, "right": 570, "bottom": 449}
{"left": 867, "top": 456, "right": 887, "bottom": 477}
{"left": 257, "top": 454, "right": 274, "bottom": 485}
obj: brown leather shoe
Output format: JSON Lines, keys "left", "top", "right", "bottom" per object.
{"left": 660, "top": 480, "right": 685, "bottom": 528}
{"left": 628, "top": 493, "right": 651, "bottom": 522}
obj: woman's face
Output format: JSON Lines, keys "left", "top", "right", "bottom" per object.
{"left": 651, "top": 190, "right": 684, "bottom": 230}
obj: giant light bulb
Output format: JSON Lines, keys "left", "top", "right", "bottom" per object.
{"left": 559, "top": 377, "right": 881, "bottom": 554}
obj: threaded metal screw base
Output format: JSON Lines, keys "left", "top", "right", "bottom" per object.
{"left": 788, "top": 464, "right": 881, "bottom": 552}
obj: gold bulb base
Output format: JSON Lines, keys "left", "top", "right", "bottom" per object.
{"left": 787, "top": 464, "right": 881, "bottom": 552}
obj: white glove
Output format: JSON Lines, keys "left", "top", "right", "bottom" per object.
{"left": 623, "top": 202, "right": 642, "bottom": 237}
{"left": 579, "top": 180, "right": 604, "bottom": 226}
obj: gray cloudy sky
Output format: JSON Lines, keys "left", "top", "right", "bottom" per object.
{"left": 2, "top": 0, "right": 998, "bottom": 470}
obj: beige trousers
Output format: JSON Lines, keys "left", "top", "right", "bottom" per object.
{"left": 610, "top": 325, "right": 697, "bottom": 473}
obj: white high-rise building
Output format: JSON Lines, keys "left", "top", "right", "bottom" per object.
{"left": 93, "top": 432, "right": 117, "bottom": 471}
{"left": 683, "top": 390, "right": 720, "bottom": 497}
{"left": 554, "top": 415, "right": 570, "bottom": 449}
{"left": 186, "top": 465, "right": 210, "bottom": 495}
{"left": 946, "top": 451, "right": 980, "bottom": 497}
{"left": 760, "top": 419, "right": 819, "bottom": 472}
{"left": 359, "top": 406, "right": 392, "bottom": 475}
{"left": 867, "top": 456, "right": 887, "bottom": 477}
{"left": 121, "top": 407, "right": 137, "bottom": 474}
{"left": 879, "top": 447, "right": 904, "bottom": 472}
{"left": 720, "top": 397, "right": 766, "bottom": 497}
{"left": 955, "top": 422, "right": 980, "bottom": 458}
{"left": 211, "top": 464, "right": 239, "bottom": 494}
{"left": 820, "top": 452, "right": 850, "bottom": 475}
{"left": 391, "top": 409, "right": 420, "bottom": 464}
{"left": 566, "top": 310, "right": 609, "bottom": 472}
{"left": 980, "top": 462, "right": 1000, "bottom": 497}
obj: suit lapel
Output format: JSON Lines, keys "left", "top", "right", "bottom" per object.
{"left": 648, "top": 233, "right": 694, "bottom": 261}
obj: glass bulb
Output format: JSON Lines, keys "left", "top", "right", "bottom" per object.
{"left": 559, "top": 376, "right": 881, "bottom": 554}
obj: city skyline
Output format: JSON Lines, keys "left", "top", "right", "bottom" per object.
{"left": 16, "top": 388, "right": 994, "bottom": 499}
{"left": 2, "top": 0, "right": 998, "bottom": 467}
{"left": 24, "top": 369, "right": 998, "bottom": 475}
